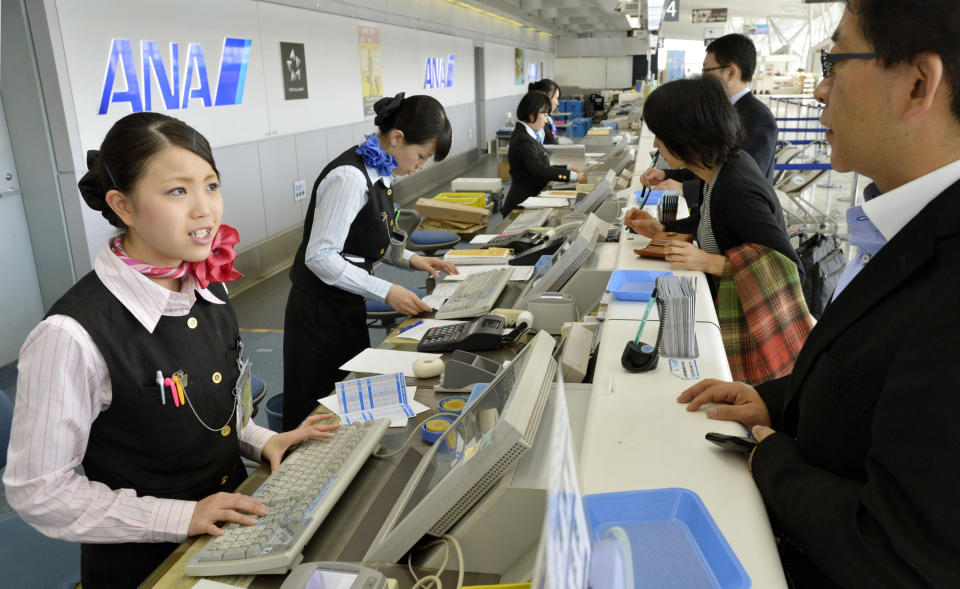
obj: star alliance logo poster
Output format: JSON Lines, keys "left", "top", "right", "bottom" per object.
{"left": 280, "top": 42, "right": 308, "bottom": 100}
{"left": 358, "top": 26, "right": 384, "bottom": 117}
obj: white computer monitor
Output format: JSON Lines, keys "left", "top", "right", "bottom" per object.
{"left": 572, "top": 169, "right": 616, "bottom": 216}
{"left": 363, "top": 331, "right": 558, "bottom": 564}
{"left": 518, "top": 212, "right": 606, "bottom": 307}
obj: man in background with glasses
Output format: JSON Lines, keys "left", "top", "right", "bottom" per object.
{"left": 677, "top": 0, "right": 960, "bottom": 586}
{"left": 640, "top": 34, "right": 778, "bottom": 208}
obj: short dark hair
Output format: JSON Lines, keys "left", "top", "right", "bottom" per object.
{"left": 528, "top": 79, "right": 561, "bottom": 100}
{"left": 706, "top": 34, "right": 757, "bottom": 82}
{"left": 517, "top": 91, "right": 553, "bottom": 124}
{"left": 78, "top": 112, "right": 218, "bottom": 228}
{"left": 374, "top": 94, "right": 452, "bottom": 161}
{"left": 642, "top": 76, "right": 742, "bottom": 169}
{"left": 848, "top": 0, "right": 960, "bottom": 122}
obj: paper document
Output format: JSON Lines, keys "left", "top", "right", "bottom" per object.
{"left": 421, "top": 282, "right": 461, "bottom": 309}
{"left": 469, "top": 234, "right": 497, "bottom": 245}
{"left": 539, "top": 190, "right": 579, "bottom": 199}
{"left": 394, "top": 318, "right": 465, "bottom": 342}
{"left": 340, "top": 348, "right": 441, "bottom": 378}
{"left": 441, "top": 265, "right": 534, "bottom": 282}
{"left": 519, "top": 196, "right": 569, "bottom": 208}
{"left": 319, "top": 376, "right": 426, "bottom": 427}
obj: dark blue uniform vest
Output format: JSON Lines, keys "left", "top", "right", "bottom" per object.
{"left": 46, "top": 272, "right": 246, "bottom": 588}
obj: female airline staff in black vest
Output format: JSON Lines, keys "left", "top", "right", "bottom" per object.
{"left": 2, "top": 113, "right": 337, "bottom": 588}
{"left": 528, "top": 78, "right": 562, "bottom": 145}
{"left": 502, "top": 90, "right": 586, "bottom": 215}
{"left": 283, "top": 93, "right": 456, "bottom": 430}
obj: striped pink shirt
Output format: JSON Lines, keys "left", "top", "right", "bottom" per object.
{"left": 2, "top": 247, "right": 275, "bottom": 543}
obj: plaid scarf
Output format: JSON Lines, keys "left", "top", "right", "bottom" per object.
{"left": 717, "top": 243, "right": 813, "bottom": 385}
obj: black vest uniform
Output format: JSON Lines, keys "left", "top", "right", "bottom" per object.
{"left": 46, "top": 273, "right": 246, "bottom": 588}
{"left": 283, "top": 147, "right": 393, "bottom": 430}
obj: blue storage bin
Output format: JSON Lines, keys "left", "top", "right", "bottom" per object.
{"left": 603, "top": 121, "right": 618, "bottom": 130}
{"left": 584, "top": 488, "right": 751, "bottom": 589}
{"left": 606, "top": 270, "right": 672, "bottom": 301}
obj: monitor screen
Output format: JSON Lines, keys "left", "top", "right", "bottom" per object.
{"left": 364, "top": 331, "right": 557, "bottom": 564}
{"left": 573, "top": 172, "right": 615, "bottom": 215}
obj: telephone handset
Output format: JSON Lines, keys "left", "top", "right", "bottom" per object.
{"left": 483, "top": 229, "right": 544, "bottom": 252}
{"left": 509, "top": 235, "right": 566, "bottom": 266}
{"left": 417, "top": 314, "right": 528, "bottom": 353}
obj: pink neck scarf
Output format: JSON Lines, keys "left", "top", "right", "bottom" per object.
{"left": 110, "top": 224, "right": 243, "bottom": 289}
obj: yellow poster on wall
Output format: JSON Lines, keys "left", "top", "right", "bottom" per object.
{"left": 515, "top": 48, "right": 525, "bottom": 85}
{"left": 358, "top": 25, "right": 383, "bottom": 116}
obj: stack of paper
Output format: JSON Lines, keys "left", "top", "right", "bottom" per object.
{"left": 441, "top": 265, "right": 534, "bottom": 282}
{"left": 443, "top": 247, "right": 511, "bottom": 265}
{"left": 656, "top": 275, "right": 698, "bottom": 358}
{"left": 519, "top": 196, "right": 569, "bottom": 208}
{"left": 320, "top": 373, "right": 428, "bottom": 427}
{"left": 339, "top": 348, "right": 441, "bottom": 378}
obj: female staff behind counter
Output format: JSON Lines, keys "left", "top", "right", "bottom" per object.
{"left": 283, "top": 93, "right": 457, "bottom": 430}
{"left": 625, "top": 76, "right": 811, "bottom": 385}
{"left": 528, "top": 78, "right": 561, "bottom": 145}
{"left": 3, "top": 112, "right": 337, "bottom": 588}
{"left": 501, "top": 91, "right": 586, "bottom": 215}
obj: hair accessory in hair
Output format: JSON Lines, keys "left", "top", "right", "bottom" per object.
{"left": 356, "top": 134, "right": 398, "bottom": 177}
{"left": 110, "top": 224, "right": 243, "bottom": 289}
{"left": 373, "top": 92, "right": 406, "bottom": 127}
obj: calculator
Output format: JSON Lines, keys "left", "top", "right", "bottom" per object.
{"left": 417, "top": 315, "right": 507, "bottom": 352}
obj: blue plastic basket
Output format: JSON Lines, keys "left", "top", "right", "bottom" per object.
{"left": 635, "top": 189, "right": 665, "bottom": 206}
{"left": 606, "top": 270, "right": 672, "bottom": 301}
{"left": 584, "top": 488, "right": 751, "bottom": 589}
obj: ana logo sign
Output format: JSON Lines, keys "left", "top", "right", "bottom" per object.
{"left": 98, "top": 37, "right": 253, "bottom": 115}
{"left": 423, "top": 54, "right": 455, "bottom": 89}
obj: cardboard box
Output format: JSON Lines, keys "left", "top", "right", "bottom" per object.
{"left": 415, "top": 197, "right": 489, "bottom": 225}
{"left": 497, "top": 161, "right": 511, "bottom": 182}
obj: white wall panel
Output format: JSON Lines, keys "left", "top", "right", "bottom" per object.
{"left": 215, "top": 142, "right": 267, "bottom": 247}
{"left": 257, "top": 3, "right": 365, "bottom": 135}
{"left": 55, "top": 0, "right": 270, "bottom": 152}
{"left": 606, "top": 56, "right": 633, "bottom": 89}
{"left": 258, "top": 135, "right": 302, "bottom": 234}
{"left": 484, "top": 42, "right": 527, "bottom": 100}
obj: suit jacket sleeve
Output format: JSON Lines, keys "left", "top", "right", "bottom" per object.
{"left": 665, "top": 168, "right": 697, "bottom": 182}
{"left": 755, "top": 375, "right": 791, "bottom": 430}
{"left": 663, "top": 210, "right": 700, "bottom": 235}
{"left": 751, "top": 307, "right": 960, "bottom": 588}
{"left": 512, "top": 137, "right": 571, "bottom": 184}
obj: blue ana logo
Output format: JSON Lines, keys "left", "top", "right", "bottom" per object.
{"left": 98, "top": 37, "right": 253, "bottom": 115}
{"left": 423, "top": 54, "right": 455, "bottom": 89}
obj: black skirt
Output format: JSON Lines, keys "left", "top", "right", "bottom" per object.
{"left": 282, "top": 284, "right": 370, "bottom": 430}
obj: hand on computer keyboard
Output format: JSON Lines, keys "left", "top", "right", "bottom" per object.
{"left": 189, "top": 492, "right": 268, "bottom": 537}
{"left": 262, "top": 413, "right": 340, "bottom": 472}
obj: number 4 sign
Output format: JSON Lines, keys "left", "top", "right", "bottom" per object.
{"left": 663, "top": 0, "right": 679, "bottom": 21}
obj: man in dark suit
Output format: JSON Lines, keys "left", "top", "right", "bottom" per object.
{"left": 677, "top": 1, "right": 960, "bottom": 587}
{"left": 647, "top": 34, "right": 778, "bottom": 208}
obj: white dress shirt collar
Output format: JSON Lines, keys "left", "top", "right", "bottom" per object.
{"left": 94, "top": 245, "right": 225, "bottom": 334}
{"left": 730, "top": 86, "right": 751, "bottom": 105}
{"left": 520, "top": 121, "right": 540, "bottom": 141}
{"left": 861, "top": 158, "right": 960, "bottom": 241}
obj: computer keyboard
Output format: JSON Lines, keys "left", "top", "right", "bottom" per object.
{"left": 435, "top": 267, "right": 513, "bottom": 319}
{"left": 185, "top": 419, "right": 390, "bottom": 577}
{"left": 503, "top": 209, "right": 551, "bottom": 233}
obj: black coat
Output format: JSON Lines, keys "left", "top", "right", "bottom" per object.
{"left": 663, "top": 151, "right": 802, "bottom": 284}
{"left": 672, "top": 91, "right": 778, "bottom": 208}
{"left": 503, "top": 123, "right": 571, "bottom": 214}
{"left": 752, "top": 178, "right": 960, "bottom": 588}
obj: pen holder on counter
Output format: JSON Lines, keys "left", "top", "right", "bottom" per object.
{"left": 621, "top": 340, "right": 659, "bottom": 372}
{"left": 385, "top": 226, "right": 408, "bottom": 265}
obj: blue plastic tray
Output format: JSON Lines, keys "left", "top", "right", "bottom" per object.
{"left": 606, "top": 270, "right": 672, "bottom": 301}
{"left": 584, "top": 488, "right": 750, "bottom": 589}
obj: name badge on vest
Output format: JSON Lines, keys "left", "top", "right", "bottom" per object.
{"left": 236, "top": 358, "right": 252, "bottom": 429}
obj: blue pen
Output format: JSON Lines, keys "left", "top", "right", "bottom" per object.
{"left": 156, "top": 370, "right": 165, "bottom": 405}
{"left": 399, "top": 320, "right": 423, "bottom": 334}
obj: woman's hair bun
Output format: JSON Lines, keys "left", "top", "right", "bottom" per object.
{"left": 78, "top": 149, "right": 124, "bottom": 227}
{"left": 373, "top": 92, "right": 406, "bottom": 127}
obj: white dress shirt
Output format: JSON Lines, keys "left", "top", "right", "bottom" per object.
{"left": 860, "top": 158, "right": 960, "bottom": 242}
{"left": 3, "top": 247, "right": 275, "bottom": 544}
{"left": 730, "top": 86, "right": 751, "bottom": 105}
{"left": 304, "top": 159, "right": 414, "bottom": 303}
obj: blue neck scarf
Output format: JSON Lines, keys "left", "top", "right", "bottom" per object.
{"left": 356, "top": 134, "right": 398, "bottom": 177}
